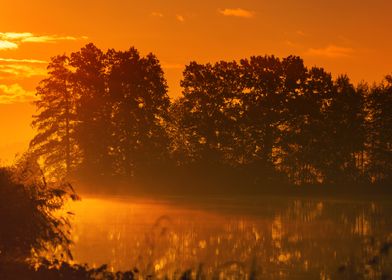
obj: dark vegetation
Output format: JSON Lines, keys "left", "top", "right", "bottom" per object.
{"left": 0, "top": 155, "right": 74, "bottom": 264}
{"left": 26, "top": 43, "right": 392, "bottom": 194}
{"left": 0, "top": 160, "right": 143, "bottom": 279}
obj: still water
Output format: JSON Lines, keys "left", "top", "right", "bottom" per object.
{"left": 68, "top": 195, "right": 392, "bottom": 279}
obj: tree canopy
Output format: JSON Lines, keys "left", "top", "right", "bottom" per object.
{"left": 30, "top": 44, "right": 171, "bottom": 184}
{"left": 29, "top": 44, "right": 392, "bottom": 192}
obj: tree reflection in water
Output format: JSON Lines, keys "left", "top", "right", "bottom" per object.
{"left": 69, "top": 196, "right": 392, "bottom": 279}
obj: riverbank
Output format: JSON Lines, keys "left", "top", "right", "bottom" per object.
{"left": 73, "top": 178, "right": 392, "bottom": 204}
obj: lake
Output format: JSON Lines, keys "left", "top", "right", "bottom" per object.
{"left": 68, "top": 195, "right": 392, "bottom": 279}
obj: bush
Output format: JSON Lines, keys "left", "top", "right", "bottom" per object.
{"left": 0, "top": 155, "right": 76, "bottom": 264}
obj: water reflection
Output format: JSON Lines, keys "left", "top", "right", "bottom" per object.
{"left": 68, "top": 196, "right": 392, "bottom": 279}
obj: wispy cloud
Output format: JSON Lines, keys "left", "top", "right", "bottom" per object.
{"left": 285, "top": 40, "right": 300, "bottom": 48}
{"left": 0, "top": 57, "right": 47, "bottom": 80}
{"left": 0, "top": 57, "right": 47, "bottom": 64}
{"left": 218, "top": 8, "right": 255, "bottom": 18}
{"left": 0, "top": 83, "right": 36, "bottom": 104}
{"left": 0, "top": 32, "right": 88, "bottom": 50}
{"left": 176, "top": 15, "right": 185, "bottom": 22}
{"left": 0, "top": 40, "right": 18, "bottom": 50}
{"left": 21, "top": 35, "right": 81, "bottom": 43}
{"left": 0, "top": 64, "right": 47, "bottom": 78}
{"left": 296, "top": 30, "right": 307, "bottom": 37}
{"left": 0, "top": 32, "right": 33, "bottom": 40}
{"left": 305, "top": 45, "right": 354, "bottom": 58}
{"left": 151, "top": 12, "right": 164, "bottom": 18}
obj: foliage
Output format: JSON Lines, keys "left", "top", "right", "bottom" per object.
{"left": 174, "top": 56, "right": 385, "bottom": 188}
{"left": 367, "top": 75, "right": 392, "bottom": 185}
{"left": 29, "top": 44, "right": 392, "bottom": 190}
{"left": 30, "top": 44, "right": 171, "bottom": 181}
{"left": 30, "top": 55, "right": 78, "bottom": 179}
{"left": 0, "top": 154, "right": 77, "bottom": 263}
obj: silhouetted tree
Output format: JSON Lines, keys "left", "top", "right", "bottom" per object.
{"left": 29, "top": 46, "right": 392, "bottom": 191}
{"left": 320, "top": 75, "right": 366, "bottom": 184}
{"left": 240, "top": 55, "right": 283, "bottom": 171}
{"left": 106, "top": 48, "right": 170, "bottom": 177}
{"left": 30, "top": 55, "right": 77, "bottom": 178}
{"left": 70, "top": 43, "right": 112, "bottom": 177}
{"left": 279, "top": 66, "right": 333, "bottom": 184}
{"left": 367, "top": 75, "right": 392, "bottom": 184}
{"left": 239, "top": 56, "right": 308, "bottom": 183}
{"left": 177, "top": 61, "right": 244, "bottom": 165}
{"left": 30, "top": 44, "right": 171, "bottom": 183}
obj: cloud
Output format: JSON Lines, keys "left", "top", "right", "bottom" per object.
{"left": 21, "top": 35, "right": 81, "bottom": 43}
{"left": 296, "top": 30, "right": 307, "bottom": 37}
{"left": 0, "top": 64, "right": 47, "bottom": 78}
{"left": 0, "top": 32, "right": 33, "bottom": 40}
{"left": 0, "top": 40, "right": 18, "bottom": 50}
{"left": 0, "top": 57, "right": 47, "bottom": 79}
{"left": 218, "top": 8, "right": 255, "bottom": 18}
{"left": 0, "top": 32, "right": 88, "bottom": 50}
{"left": 285, "top": 40, "right": 300, "bottom": 48}
{"left": 0, "top": 57, "right": 47, "bottom": 64}
{"left": 305, "top": 45, "right": 354, "bottom": 58}
{"left": 0, "top": 83, "right": 36, "bottom": 104}
{"left": 151, "top": 12, "right": 164, "bottom": 18}
{"left": 176, "top": 15, "right": 185, "bottom": 22}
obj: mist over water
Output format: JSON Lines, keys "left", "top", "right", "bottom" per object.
{"left": 68, "top": 194, "right": 392, "bottom": 279}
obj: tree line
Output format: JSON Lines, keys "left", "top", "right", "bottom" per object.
{"left": 29, "top": 43, "right": 392, "bottom": 191}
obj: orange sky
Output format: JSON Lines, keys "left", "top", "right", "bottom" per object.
{"left": 0, "top": 0, "right": 391, "bottom": 163}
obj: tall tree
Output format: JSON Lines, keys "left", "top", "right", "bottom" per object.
{"left": 240, "top": 55, "right": 283, "bottom": 171}
{"left": 177, "top": 61, "right": 244, "bottom": 165}
{"left": 69, "top": 43, "right": 111, "bottom": 177}
{"left": 106, "top": 48, "right": 170, "bottom": 177}
{"left": 280, "top": 67, "right": 333, "bottom": 184}
{"left": 239, "top": 55, "right": 308, "bottom": 182}
{"left": 30, "top": 55, "right": 77, "bottom": 178}
{"left": 322, "top": 75, "right": 366, "bottom": 184}
{"left": 367, "top": 75, "right": 392, "bottom": 184}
